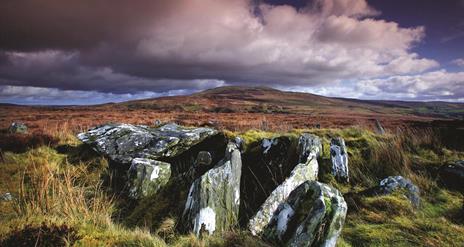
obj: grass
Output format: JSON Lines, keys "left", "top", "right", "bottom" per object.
{"left": 1, "top": 123, "right": 464, "bottom": 246}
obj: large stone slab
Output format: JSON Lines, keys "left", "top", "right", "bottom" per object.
{"left": 248, "top": 134, "right": 321, "bottom": 236}
{"left": 183, "top": 142, "right": 242, "bottom": 236}
{"left": 262, "top": 181, "right": 347, "bottom": 247}
{"left": 77, "top": 123, "right": 217, "bottom": 164}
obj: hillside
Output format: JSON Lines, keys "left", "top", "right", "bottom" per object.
{"left": 117, "top": 86, "right": 464, "bottom": 119}
{"left": 1, "top": 86, "right": 463, "bottom": 134}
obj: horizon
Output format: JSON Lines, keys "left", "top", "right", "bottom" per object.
{"left": 2, "top": 85, "right": 464, "bottom": 106}
{"left": 1, "top": 0, "right": 464, "bottom": 104}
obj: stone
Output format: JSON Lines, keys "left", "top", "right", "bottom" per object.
{"left": 262, "top": 181, "right": 347, "bottom": 247}
{"left": 183, "top": 142, "right": 242, "bottom": 236}
{"left": 127, "top": 158, "right": 171, "bottom": 199}
{"left": 195, "top": 151, "right": 212, "bottom": 167}
{"left": 153, "top": 119, "right": 162, "bottom": 126}
{"left": 438, "top": 161, "right": 464, "bottom": 192}
{"left": 8, "top": 122, "right": 28, "bottom": 134}
{"left": 362, "top": 176, "right": 420, "bottom": 208}
{"left": 374, "top": 119, "right": 385, "bottom": 135}
{"left": 234, "top": 136, "right": 244, "bottom": 152}
{"left": 248, "top": 134, "right": 321, "bottom": 236}
{"left": 0, "top": 192, "right": 13, "bottom": 201}
{"left": 77, "top": 123, "right": 217, "bottom": 164}
{"left": 330, "top": 137, "right": 349, "bottom": 182}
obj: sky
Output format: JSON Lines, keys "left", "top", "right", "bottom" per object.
{"left": 0, "top": 0, "right": 463, "bottom": 105}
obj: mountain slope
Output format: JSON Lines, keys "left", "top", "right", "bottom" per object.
{"left": 114, "top": 86, "right": 464, "bottom": 119}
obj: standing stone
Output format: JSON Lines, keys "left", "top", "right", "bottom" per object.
{"left": 248, "top": 134, "right": 321, "bottom": 236}
{"left": 330, "top": 137, "right": 349, "bottom": 183}
{"left": 8, "top": 122, "right": 28, "bottom": 134}
{"left": 183, "top": 142, "right": 242, "bottom": 236}
{"left": 262, "top": 181, "right": 347, "bottom": 247}
{"left": 127, "top": 158, "right": 171, "bottom": 199}
{"left": 374, "top": 119, "right": 386, "bottom": 135}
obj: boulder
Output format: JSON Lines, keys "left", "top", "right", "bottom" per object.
{"left": 262, "top": 181, "right": 347, "bottom": 247}
{"left": 330, "top": 137, "right": 349, "bottom": 182}
{"left": 183, "top": 142, "right": 242, "bottom": 236}
{"left": 248, "top": 134, "right": 321, "bottom": 236}
{"left": 8, "top": 122, "right": 28, "bottom": 134}
{"left": 438, "top": 161, "right": 464, "bottom": 192}
{"left": 0, "top": 192, "right": 13, "bottom": 201}
{"left": 362, "top": 176, "right": 420, "bottom": 208}
{"left": 127, "top": 158, "right": 171, "bottom": 199}
{"left": 77, "top": 123, "right": 217, "bottom": 164}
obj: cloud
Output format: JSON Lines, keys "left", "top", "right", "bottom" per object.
{"left": 0, "top": 85, "right": 198, "bottom": 105}
{"left": 298, "top": 70, "right": 464, "bottom": 101}
{"left": 452, "top": 58, "right": 464, "bottom": 67}
{"left": 0, "top": 0, "right": 447, "bottom": 102}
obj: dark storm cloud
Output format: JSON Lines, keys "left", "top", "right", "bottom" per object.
{"left": 0, "top": 0, "right": 462, "bottom": 103}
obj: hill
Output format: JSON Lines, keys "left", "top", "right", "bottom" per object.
{"left": 1, "top": 86, "right": 463, "bottom": 133}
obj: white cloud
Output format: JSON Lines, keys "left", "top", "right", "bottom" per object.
{"left": 296, "top": 70, "right": 464, "bottom": 101}
{"left": 452, "top": 58, "right": 464, "bottom": 67}
{"left": 0, "top": 0, "right": 458, "bottom": 103}
{"left": 0, "top": 85, "right": 201, "bottom": 105}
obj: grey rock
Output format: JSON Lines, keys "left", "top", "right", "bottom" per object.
{"left": 262, "top": 181, "right": 347, "bottom": 247}
{"left": 0, "top": 192, "right": 13, "bottom": 201}
{"left": 183, "top": 142, "right": 242, "bottom": 236}
{"left": 438, "top": 161, "right": 464, "bottom": 192}
{"left": 153, "top": 119, "right": 162, "bottom": 126}
{"left": 374, "top": 119, "right": 386, "bottom": 135}
{"left": 364, "top": 176, "right": 420, "bottom": 208}
{"left": 195, "top": 151, "right": 212, "bottom": 167}
{"left": 8, "top": 122, "right": 28, "bottom": 134}
{"left": 77, "top": 123, "right": 217, "bottom": 164}
{"left": 248, "top": 134, "right": 321, "bottom": 236}
{"left": 330, "top": 137, "right": 349, "bottom": 182}
{"left": 127, "top": 158, "right": 171, "bottom": 199}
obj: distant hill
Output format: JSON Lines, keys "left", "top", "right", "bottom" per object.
{"left": 109, "top": 86, "right": 464, "bottom": 120}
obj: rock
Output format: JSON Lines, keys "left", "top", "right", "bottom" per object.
{"left": 297, "top": 133, "right": 323, "bottom": 162}
{"left": 248, "top": 134, "right": 321, "bottom": 236}
{"left": 153, "top": 119, "right": 162, "bottom": 126}
{"left": 234, "top": 136, "right": 244, "bottom": 152}
{"left": 330, "top": 137, "right": 349, "bottom": 182}
{"left": 127, "top": 158, "right": 171, "bottom": 199}
{"left": 8, "top": 122, "right": 28, "bottom": 134}
{"left": 262, "top": 181, "right": 347, "bottom": 247}
{"left": 374, "top": 119, "right": 385, "bottom": 135}
{"left": 362, "top": 176, "right": 420, "bottom": 208}
{"left": 183, "top": 142, "right": 242, "bottom": 236}
{"left": 438, "top": 161, "right": 464, "bottom": 192}
{"left": 77, "top": 123, "right": 217, "bottom": 164}
{"left": 240, "top": 136, "right": 301, "bottom": 222}
{"left": 195, "top": 151, "right": 212, "bottom": 167}
{"left": 0, "top": 192, "right": 13, "bottom": 201}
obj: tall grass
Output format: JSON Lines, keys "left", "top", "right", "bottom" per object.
{"left": 15, "top": 161, "right": 113, "bottom": 227}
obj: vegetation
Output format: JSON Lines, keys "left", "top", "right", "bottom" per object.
{"left": 1, "top": 123, "right": 463, "bottom": 246}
